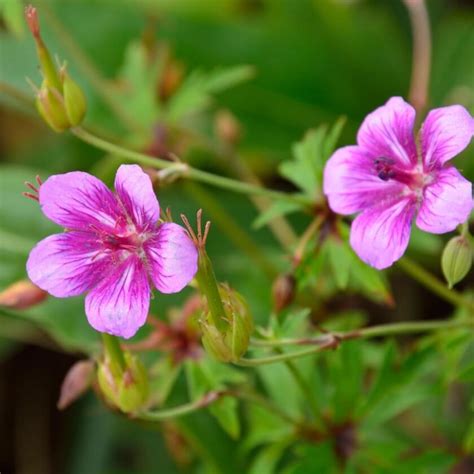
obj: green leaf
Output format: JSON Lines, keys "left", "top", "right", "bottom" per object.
{"left": 167, "top": 65, "right": 255, "bottom": 122}
{"left": 185, "top": 358, "right": 245, "bottom": 438}
{"left": 279, "top": 118, "right": 345, "bottom": 198}
{"left": 248, "top": 438, "right": 293, "bottom": 474}
{"left": 0, "top": 0, "right": 24, "bottom": 37}
{"left": 326, "top": 237, "right": 352, "bottom": 289}
{"left": 355, "top": 341, "right": 398, "bottom": 417}
{"left": 116, "top": 40, "right": 163, "bottom": 130}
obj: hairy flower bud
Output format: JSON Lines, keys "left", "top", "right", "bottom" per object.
{"left": 0, "top": 279, "right": 47, "bottom": 309}
{"left": 36, "top": 82, "right": 70, "bottom": 132}
{"left": 215, "top": 109, "right": 241, "bottom": 146}
{"left": 57, "top": 360, "right": 94, "bottom": 410}
{"left": 97, "top": 351, "right": 149, "bottom": 413}
{"left": 441, "top": 235, "right": 473, "bottom": 288}
{"left": 200, "top": 284, "right": 253, "bottom": 362}
{"left": 272, "top": 273, "right": 296, "bottom": 312}
{"left": 62, "top": 69, "right": 87, "bottom": 126}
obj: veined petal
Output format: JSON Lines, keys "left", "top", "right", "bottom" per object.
{"left": 350, "top": 197, "right": 416, "bottom": 269}
{"left": 114, "top": 165, "right": 160, "bottom": 230}
{"left": 324, "top": 145, "right": 406, "bottom": 214}
{"left": 416, "top": 167, "right": 473, "bottom": 234}
{"left": 145, "top": 223, "right": 198, "bottom": 294}
{"left": 39, "top": 172, "right": 122, "bottom": 231}
{"left": 85, "top": 255, "right": 150, "bottom": 339}
{"left": 357, "top": 97, "right": 417, "bottom": 168}
{"left": 421, "top": 105, "right": 474, "bottom": 169}
{"left": 26, "top": 232, "right": 111, "bottom": 297}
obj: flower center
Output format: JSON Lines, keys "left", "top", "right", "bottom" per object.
{"left": 373, "top": 157, "right": 424, "bottom": 189}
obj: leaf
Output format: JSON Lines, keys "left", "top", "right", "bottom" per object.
{"left": 248, "top": 439, "right": 293, "bottom": 474}
{"left": 116, "top": 40, "right": 162, "bottom": 130}
{"left": 252, "top": 200, "right": 301, "bottom": 229}
{"left": 355, "top": 341, "right": 398, "bottom": 417}
{"left": 185, "top": 358, "right": 245, "bottom": 438}
{"left": 0, "top": 0, "right": 24, "bottom": 37}
{"left": 167, "top": 65, "right": 255, "bottom": 122}
{"left": 326, "top": 237, "right": 352, "bottom": 289}
{"left": 279, "top": 118, "right": 345, "bottom": 198}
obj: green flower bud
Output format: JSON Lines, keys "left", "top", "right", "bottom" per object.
{"left": 441, "top": 235, "right": 473, "bottom": 288}
{"left": 62, "top": 69, "right": 87, "bottom": 126}
{"left": 97, "top": 351, "right": 149, "bottom": 413}
{"left": 200, "top": 284, "right": 253, "bottom": 363}
{"left": 35, "top": 82, "right": 70, "bottom": 132}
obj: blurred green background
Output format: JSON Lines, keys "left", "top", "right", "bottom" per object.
{"left": 0, "top": 0, "right": 473, "bottom": 473}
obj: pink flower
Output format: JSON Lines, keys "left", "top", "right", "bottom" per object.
{"left": 27, "top": 165, "right": 198, "bottom": 338}
{"left": 324, "top": 97, "right": 474, "bottom": 269}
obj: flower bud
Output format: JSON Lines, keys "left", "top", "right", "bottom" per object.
{"left": 272, "top": 273, "right": 296, "bottom": 312}
{"left": 0, "top": 279, "right": 47, "bottom": 309}
{"left": 57, "top": 360, "right": 94, "bottom": 410}
{"left": 215, "top": 109, "right": 241, "bottom": 146}
{"left": 62, "top": 69, "right": 87, "bottom": 126}
{"left": 441, "top": 235, "right": 473, "bottom": 288}
{"left": 36, "top": 82, "right": 70, "bottom": 132}
{"left": 200, "top": 284, "right": 253, "bottom": 362}
{"left": 97, "top": 351, "right": 149, "bottom": 413}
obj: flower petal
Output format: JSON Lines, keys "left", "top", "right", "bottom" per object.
{"left": 416, "top": 167, "right": 473, "bottom": 234}
{"left": 85, "top": 255, "right": 150, "bottom": 339}
{"left": 323, "top": 145, "right": 406, "bottom": 215}
{"left": 421, "top": 105, "right": 474, "bottom": 169}
{"left": 26, "top": 232, "right": 111, "bottom": 297}
{"left": 350, "top": 197, "right": 416, "bottom": 269}
{"left": 39, "top": 172, "right": 121, "bottom": 231}
{"left": 357, "top": 97, "right": 417, "bottom": 168}
{"left": 114, "top": 164, "right": 160, "bottom": 230}
{"left": 145, "top": 223, "right": 198, "bottom": 293}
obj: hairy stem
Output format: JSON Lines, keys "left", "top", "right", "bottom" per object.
{"left": 403, "top": 0, "right": 431, "bottom": 114}
{"left": 71, "top": 127, "right": 312, "bottom": 206}
{"left": 397, "top": 256, "right": 474, "bottom": 310}
{"left": 101, "top": 333, "right": 126, "bottom": 373}
{"left": 239, "top": 319, "right": 472, "bottom": 366}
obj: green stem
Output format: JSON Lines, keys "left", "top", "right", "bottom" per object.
{"left": 101, "top": 333, "right": 126, "bottom": 374}
{"left": 185, "top": 182, "right": 277, "bottom": 279}
{"left": 397, "top": 256, "right": 474, "bottom": 310}
{"left": 137, "top": 391, "right": 224, "bottom": 421}
{"left": 71, "top": 127, "right": 312, "bottom": 206}
{"left": 238, "top": 319, "right": 472, "bottom": 366}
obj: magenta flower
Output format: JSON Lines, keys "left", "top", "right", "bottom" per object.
{"left": 324, "top": 97, "right": 474, "bottom": 269}
{"left": 27, "top": 165, "right": 198, "bottom": 338}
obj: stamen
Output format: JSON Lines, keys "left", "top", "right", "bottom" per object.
{"left": 180, "top": 209, "right": 211, "bottom": 248}
{"left": 23, "top": 192, "right": 39, "bottom": 202}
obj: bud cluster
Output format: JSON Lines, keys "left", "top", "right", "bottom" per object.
{"left": 25, "top": 5, "right": 87, "bottom": 132}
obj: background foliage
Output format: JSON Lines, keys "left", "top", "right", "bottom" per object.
{"left": 0, "top": 0, "right": 473, "bottom": 473}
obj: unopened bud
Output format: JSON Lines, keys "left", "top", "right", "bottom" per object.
{"left": 25, "top": 5, "right": 62, "bottom": 91}
{"left": 159, "top": 59, "right": 185, "bottom": 103}
{"left": 441, "top": 235, "right": 473, "bottom": 288}
{"left": 57, "top": 360, "right": 94, "bottom": 410}
{"left": 272, "top": 273, "right": 296, "bottom": 312}
{"left": 97, "top": 351, "right": 149, "bottom": 413}
{"left": 62, "top": 68, "right": 87, "bottom": 126}
{"left": 200, "top": 284, "right": 253, "bottom": 362}
{"left": 36, "top": 82, "right": 70, "bottom": 132}
{"left": 215, "top": 109, "right": 241, "bottom": 146}
{"left": 0, "top": 279, "right": 47, "bottom": 309}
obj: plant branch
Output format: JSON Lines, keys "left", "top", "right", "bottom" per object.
{"left": 397, "top": 257, "right": 474, "bottom": 311}
{"left": 137, "top": 391, "right": 224, "bottom": 421}
{"left": 403, "top": 0, "right": 431, "bottom": 114}
{"left": 239, "top": 319, "right": 472, "bottom": 366}
{"left": 71, "top": 127, "right": 312, "bottom": 205}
